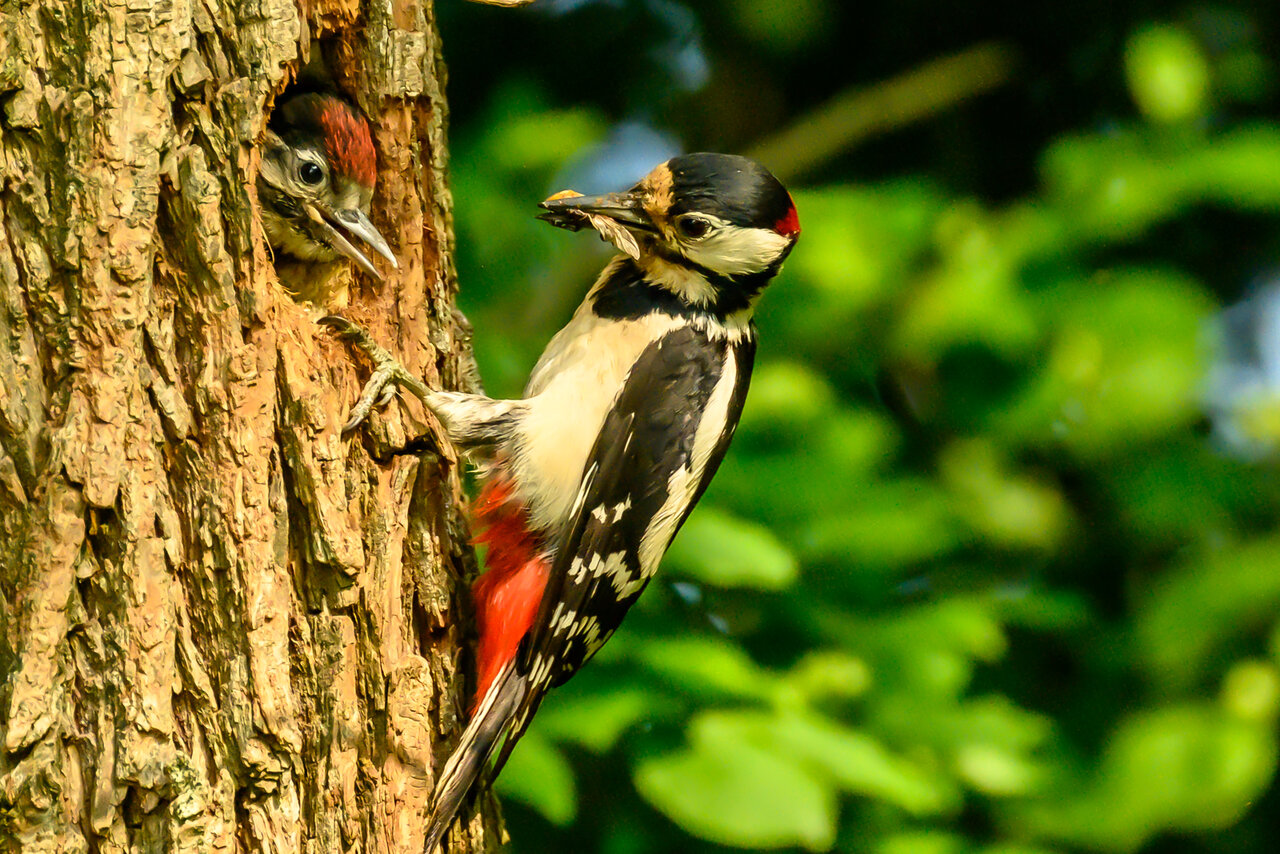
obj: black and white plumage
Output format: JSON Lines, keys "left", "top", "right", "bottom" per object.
{"left": 326, "top": 152, "right": 798, "bottom": 853}
{"left": 518, "top": 267, "right": 757, "bottom": 684}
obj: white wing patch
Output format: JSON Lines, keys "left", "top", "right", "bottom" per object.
{"left": 569, "top": 550, "right": 645, "bottom": 599}
{"left": 581, "top": 619, "right": 605, "bottom": 655}
{"left": 529, "top": 652, "right": 553, "bottom": 688}
{"left": 590, "top": 498, "right": 632, "bottom": 525}
{"left": 554, "top": 606, "right": 578, "bottom": 632}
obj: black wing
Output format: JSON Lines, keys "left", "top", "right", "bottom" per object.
{"left": 491, "top": 323, "right": 755, "bottom": 774}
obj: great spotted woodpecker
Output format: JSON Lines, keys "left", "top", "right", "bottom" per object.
{"left": 325, "top": 152, "right": 799, "bottom": 852}
{"left": 258, "top": 93, "right": 398, "bottom": 299}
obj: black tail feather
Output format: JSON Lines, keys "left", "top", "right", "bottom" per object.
{"left": 422, "top": 665, "right": 526, "bottom": 854}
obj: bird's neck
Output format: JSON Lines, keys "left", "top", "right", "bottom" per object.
{"left": 588, "top": 256, "right": 767, "bottom": 331}
{"left": 637, "top": 254, "right": 720, "bottom": 307}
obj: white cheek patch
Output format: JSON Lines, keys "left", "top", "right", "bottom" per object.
{"left": 684, "top": 223, "right": 792, "bottom": 276}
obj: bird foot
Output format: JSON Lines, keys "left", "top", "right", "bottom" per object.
{"left": 320, "top": 315, "right": 433, "bottom": 435}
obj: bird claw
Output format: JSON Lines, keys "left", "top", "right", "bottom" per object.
{"left": 340, "top": 365, "right": 398, "bottom": 435}
{"left": 320, "top": 314, "right": 433, "bottom": 436}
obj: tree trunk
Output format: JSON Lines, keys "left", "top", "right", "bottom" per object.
{"left": 0, "top": 0, "right": 498, "bottom": 851}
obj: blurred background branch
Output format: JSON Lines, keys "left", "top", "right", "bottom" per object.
{"left": 750, "top": 42, "right": 1017, "bottom": 182}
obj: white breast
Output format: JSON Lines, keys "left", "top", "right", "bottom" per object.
{"left": 509, "top": 286, "right": 686, "bottom": 533}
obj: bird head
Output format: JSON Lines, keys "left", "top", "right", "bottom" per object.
{"left": 258, "top": 93, "right": 398, "bottom": 280}
{"left": 539, "top": 153, "right": 799, "bottom": 308}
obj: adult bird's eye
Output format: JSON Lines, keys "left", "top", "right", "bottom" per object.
{"left": 677, "top": 216, "right": 711, "bottom": 239}
{"left": 298, "top": 161, "right": 324, "bottom": 185}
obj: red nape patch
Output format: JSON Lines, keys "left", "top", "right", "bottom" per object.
{"left": 317, "top": 99, "right": 377, "bottom": 188}
{"left": 774, "top": 197, "right": 800, "bottom": 237}
{"left": 469, "top": 474, "right": 549, "bottom": 711}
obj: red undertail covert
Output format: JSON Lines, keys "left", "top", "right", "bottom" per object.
{"left": 470, "top": 473, "right": 549, "bottom": 709}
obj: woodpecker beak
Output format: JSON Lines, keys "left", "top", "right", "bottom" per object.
{"left": 538, "top": 192, "right": 655, "bottom": 233}
{"left": 307, "top": 203, "right": 399, "bottom": 280}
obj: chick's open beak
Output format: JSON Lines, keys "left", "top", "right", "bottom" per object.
{"left": 307, "top": 203, "right": 399, "bottom": 280}
{"left": 538, "top": 191, "right": 655, "bottom": 232}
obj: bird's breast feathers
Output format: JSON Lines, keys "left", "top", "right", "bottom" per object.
{"left": 507, "top": 284, "right": 751, "bottom": 535}
{"left": 511, "top": 304, "right": 685, "bottom": 533}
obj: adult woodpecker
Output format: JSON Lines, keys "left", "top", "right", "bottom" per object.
{"left": 258, "top": 92, "right": 398, "bottom": 300}
{"left": 325, "top": 152, "right": 799, "bottom": 852}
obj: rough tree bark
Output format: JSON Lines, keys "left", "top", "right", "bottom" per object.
{"left": 0, "top": 0, "right": 500, "bottom": 851}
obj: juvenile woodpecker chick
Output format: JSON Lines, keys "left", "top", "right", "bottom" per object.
{"left": 259, "top": 93, "right": 398, "bottom": 301}
{"left": 327, "top": 152, "right": 799, "bottom": 853}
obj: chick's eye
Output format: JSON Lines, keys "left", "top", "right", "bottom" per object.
{"left": 677, "top": 216, "right": 711, "bottom": 239}
{"left": 298, "top": 161, "right": 324, "bottom": 185}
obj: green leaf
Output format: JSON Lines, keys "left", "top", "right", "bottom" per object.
{"left": 938, "top": 438, "right": 1069, "bottom": 551}
{"left": 770, "top": 712, "right": 961, "bottom": 814}
{"left": 495, "top": 730, "right": 577, "bottom": 825}
{"left": 998, "top": 269, "right": 1213, "bottom": 456}
{"left": 801, "top": 479, "right": 963, "bottom": 570}
{"left": 1016, "top": 705, "right": 1278, "bottom": 851}
{"left": 785, "top": 185, "right": 942, "bottom": 311}
{"left": 1221, "top": 660, "right": 1280, "bottom": 724}
{"left": 1136, "top": 535, "right": 1280, "bottom": 688}
{"left": 875, "top": 831, "right": 967, "bottom": 854}
{"left": 736, "top": 360, "right": 837, "bottom": 438}
{"left": 633, "top": 635, "right": 777, "bottom": 701}
{"left": 535, "top": 686, "right": 658, "bottom": 753}
{"left": 635, "top": 731, "right": 837, "bottom": 850}
{"left": 1110, "top": 706, "right": 1277, "bottom": 831}
{"left": 678, "top": 710, "right": 961, "bottom": 815}
{"left": 954, "top": 742, "right": 1046, "bottom": 796}
{"left": 1125, "top": 25, "right": 1211, "bottom": 123}
{"left": 786, "top": 650, "right": 872, "bottom": 702}
{"left": 891, "top": 203, "right": 1040, "bottom": 360}
{"left": 665, "top": 507, "right": 799, "bottom": 590}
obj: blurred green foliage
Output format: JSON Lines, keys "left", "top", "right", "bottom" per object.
{"left": 440, "top": 2, "right": 1280, "bottom": 852}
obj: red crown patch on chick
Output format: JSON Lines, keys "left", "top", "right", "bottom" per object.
{"left": 315, "top": 98, "right": 378, "bottom": 188}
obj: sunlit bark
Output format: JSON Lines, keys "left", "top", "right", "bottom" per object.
{"left": 0, "top": 0, "right": 495, "bottom": 850}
